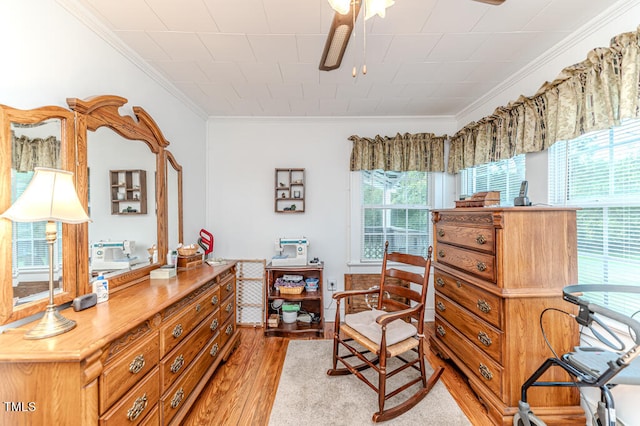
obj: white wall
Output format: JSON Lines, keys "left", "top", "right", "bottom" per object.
{"left": 207, "top": 116, "right": 456, "bottom": 319}
{"left": 0, "top": 0, "right": 207, "bottom": 242}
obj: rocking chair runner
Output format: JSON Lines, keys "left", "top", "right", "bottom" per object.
{"left": 327, "top": 242, "right": 445, "bottom": 422}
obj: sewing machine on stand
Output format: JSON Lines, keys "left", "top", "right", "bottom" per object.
{"left": 271, "top": 237, "right": 309, "bottom": 266}
{"left": 90, "top": 240, "right": 138, "bottom": 272}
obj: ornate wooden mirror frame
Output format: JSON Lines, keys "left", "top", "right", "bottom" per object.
{"left": 67, "top": 95, "right": 173, "bottom": 294}
{"left": 0, "top": 105, "right": 80, "bottom": 324}
{"left": 0, "top": 95, "right": 184, "bottom": 325}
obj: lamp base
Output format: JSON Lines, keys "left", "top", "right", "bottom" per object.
{"left": 24, "top": 304, "right": 77, "bottom": 340}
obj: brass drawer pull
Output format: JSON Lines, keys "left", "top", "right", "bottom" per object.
{"left": 226, "top": 283, "right": 232, "bottom": 292}
{"left": 170, "top": 354, "right": 184, "bottom": 374}
{"left": 211, "top": 295, "right": 219, "bottom": 305}
{"left": 479, "top": 363, "right": 493, "bottom": 381}
{"left": 436, "top": 325, "right": 446, "bottom": 337}
{"left": 437, "top": 228, "right": 445, "bottom": 238}
{"left": 129, "top": 354, "right": 145, "bottom": 374}
{"left": 210, "top": 318, "right": 219, "bottom": 331}
{"left": 476, "top": 235, "right": 487, "bottom": 245}
{"left": 170, "top": 388, "right": 184, "bottom": 409}
{"left": 478, "top": 331, "right": 492, "bottom": 347}
{"left": 172, "top": 323, "right": 183, "bottom": 338}
{"left": 436, "top": 277, "right": 445, "bottom": 287}
{"left": 436, "top": 301, "right": 446, "bottom": 312}
{"left": 438, "top": 249, "right": 445, "bottom": 258}
{"left": 225, "top": 303, "right": 233, "bottom": 313}
{"left": 126, "top": 393, "right": 148, "bottom": 421}
{"left": 195, "top": 303, "right": 202, "bottom": 313}
{"left": 455, "top": 280, "right": 462, "bottom": 288}
{"left": 476, "top": 262, "right": 487, "bottom": 272}
{"left": 225, "top": 324, "right": 233, "bottom": 335}
{"left": 477, "top": 299, "right": 492, "bottom": 314}
{"left": 210, "top": 342, "right": 219, "bottom": 357}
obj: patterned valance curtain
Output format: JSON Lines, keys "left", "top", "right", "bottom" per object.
{"left": 11, "top": 131, "right": 60, "bottom": 172}
{"left": 448, "top": 26, "right": 640, "bottom": 173}
{"left": 349, "top": 132, "right": 446, "bottom": 172}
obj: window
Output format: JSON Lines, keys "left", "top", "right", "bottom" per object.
{"left": 355, "top": 170, "right": 431, "bottom": 262}
{"left": 549, "top": 120, "right": 640, "bottom": 318}
{"left": 460, "top": 155, "right": 526, "bottom": 205}
{"left": 10, "top": 170, "right": 61, "bottom": 274}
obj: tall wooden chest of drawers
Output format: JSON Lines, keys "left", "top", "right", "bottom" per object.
{"left": 430, "top": 207, "right": 585, "bottom": 425}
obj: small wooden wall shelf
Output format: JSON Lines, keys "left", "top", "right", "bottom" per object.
{"left": 110, "top": 169, "right": 147, "bottom": 214}
{"left": 275, "top": 168, "right": 305, "bottom": 213}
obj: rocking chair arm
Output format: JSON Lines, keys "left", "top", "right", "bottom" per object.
{"left": 376, "top": 304, "right": 423, "bottom": 326}
{"left": 332, "top": 287, "right": 379, "bottom": 301}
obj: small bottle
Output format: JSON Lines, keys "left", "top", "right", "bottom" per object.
{"left": 93, "top": 275, "right": 109, "bottom": 303}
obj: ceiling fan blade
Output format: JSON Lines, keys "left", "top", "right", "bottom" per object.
{"left": 472, "top": 0, "right": 506, "bottom": 4}
{"left": 319, "top": 2, "right": 362, "bottom": 71}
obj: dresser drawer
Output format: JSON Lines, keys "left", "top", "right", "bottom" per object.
{"left": 435, "top": 243, "right": 496, "bottom": 283}
{"left": 160, "top": 286, "right": 218, "bottom": 357}
{"left": 435, "top": 294, "right": 503, "bottom": 363}
{"left": 161, "top": 335, "right": 221, "bottom": 425}
{"left": 220, "top": 295, "right": 234, "bottom": 324}
{"left": 219, "top": 316, "right": 235, "bottom": 349}
{"left": 435, "top": 223, "right": 495, "bottom": 254}
{"left": 434, "top": 269, "right": 501, "bottom": 328}
{"left": 434, "top": 318, "right": 503, "bottom": 398}
{"left": 219, "top": 272, "right": 235, "bottom": 302}
{"left": 160, "top": 310, "right": 220, "bottom": 393}
{"left": 100, "top": 331, "right": 160, "bottom": 413}
{"left": 100, "top": 367, "right": 160, "bottom": 426}
{"left": 138, "top": 404, "right": 159, "bottom": 426}
{"left": 209, "top": 285, "right": 221, "bottom": 310}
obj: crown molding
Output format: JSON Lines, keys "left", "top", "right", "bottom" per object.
{"left": 56, "top": 0, "right": 208, "bottom": 120}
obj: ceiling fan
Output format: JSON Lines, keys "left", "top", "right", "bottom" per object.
{"left": 319, "top": 0, "right": 506, "bottom": 72}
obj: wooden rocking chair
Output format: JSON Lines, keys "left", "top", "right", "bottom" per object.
{"left": 327, "top": 241, "right": 444, "bottom": 422}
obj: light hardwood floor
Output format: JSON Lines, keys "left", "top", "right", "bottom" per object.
{"left": 183, "top": 324, "right": 493, "bottom": 426}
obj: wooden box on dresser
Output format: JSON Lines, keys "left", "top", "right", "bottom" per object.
{"left": 0, "top": 262, "right": 239, "bottom": 426}
{"left": 430, "top": 207, "right": 585, "bottom": 426}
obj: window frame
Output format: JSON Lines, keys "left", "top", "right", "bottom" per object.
{"left": 348, "top": 170, "right": 435, "bottom": 265}
{"left": 548, "top": 120, "right": 640, "bottom": 321}
{"left": 459, "top": 154, "right": 526, "bottom": 206}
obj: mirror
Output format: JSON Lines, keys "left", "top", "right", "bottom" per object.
{"left": 68, "top": 95, "right": 169, "bottom": 292}
{"left": 0, "top": 105, "right": 79, "bottom": 325}
{"left": 166, "top": 151, "right": 183, "bottom": 251}
{"left": 87, "top": 127, "right": 158, "bottom": 277}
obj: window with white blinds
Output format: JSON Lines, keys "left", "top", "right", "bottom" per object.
{"left": 360, "top": 170, "right": 431, "bottom": 261}
{"left": 460, "top": 155, "right": 526, "bottom": 205}
{"left": 10, "top": 171, "right": 61, "bottom": 273}
{"left": 549, "top": 120, "right": 640, "bottom": 318}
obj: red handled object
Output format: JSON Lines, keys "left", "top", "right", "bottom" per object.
{"left": 198, "top": 229, "right": 214, "bottom": 256}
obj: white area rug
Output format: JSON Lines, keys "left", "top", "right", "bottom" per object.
{"left": 269, "top": 339, "right": 471, "bottom": 425}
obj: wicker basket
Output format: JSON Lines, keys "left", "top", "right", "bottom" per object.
{"left": 277, "top": 285, "right": 304, "bottom": 294}
{"left": 177, "top": 245, "right": 198, "bottom": 256}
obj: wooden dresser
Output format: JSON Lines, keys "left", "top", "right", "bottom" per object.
{"left": 0, "top": 263, "right": 239, "bottom": 426}
{"left": 430, "top": 208, "right": 585, "bottom": 425}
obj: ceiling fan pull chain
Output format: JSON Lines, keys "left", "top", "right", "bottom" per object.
{"left": 352, "top": 0, "right": 358, "bottom": 77}
{"left": 362, "top": 0, "right": 367, "bottom": 75}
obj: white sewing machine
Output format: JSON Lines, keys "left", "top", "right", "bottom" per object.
{"left": 272, "top": 237, "right": 309, "bottom": 266}
{"left": 90, "top": 240, "right": 137, "bottom": 271}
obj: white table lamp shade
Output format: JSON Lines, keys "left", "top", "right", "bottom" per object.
{"left": 1, "top": 167, "right": 90, "bottom": 224}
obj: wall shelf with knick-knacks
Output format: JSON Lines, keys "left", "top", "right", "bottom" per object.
{"left": 275, "top": 168, "right": 304, "bottom": 213}
{"left": 110, "top": 169, "right": 147, "bottom": 214}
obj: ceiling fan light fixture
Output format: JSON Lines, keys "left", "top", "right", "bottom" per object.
{"left": 364, "top": 0, "right": 395, "bottom": 20}
{"left": 328, "top": 0, "right": 352, "bottom": 15}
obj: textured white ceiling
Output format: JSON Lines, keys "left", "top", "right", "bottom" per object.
{"left": 66, "top": 0, "right": 623, "bottom": 117}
